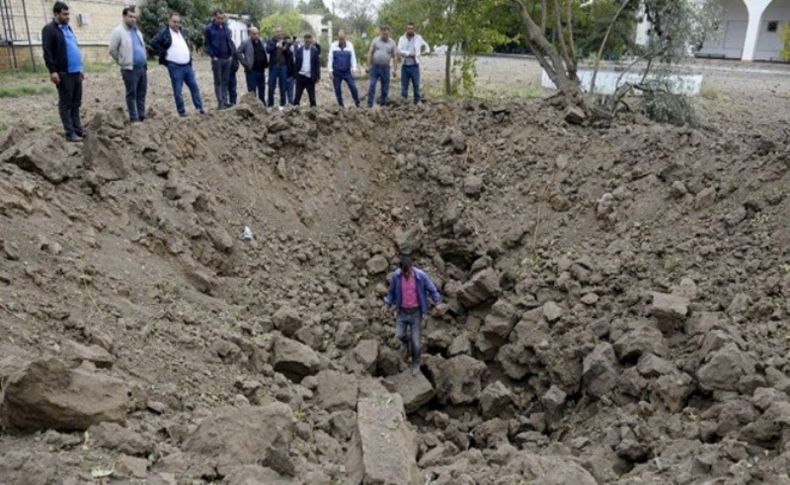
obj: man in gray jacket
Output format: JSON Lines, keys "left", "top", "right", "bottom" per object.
{"left": 237, "top": 26, "right": 268, "bottom": 103}
{"left": 109, "top": 6, "right": 147, "bottom": 122}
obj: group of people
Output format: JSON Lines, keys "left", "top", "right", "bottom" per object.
{"left": 41, "top": 1, "right": 429, "bottom": 142}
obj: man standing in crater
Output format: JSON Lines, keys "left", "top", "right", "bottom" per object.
{"left": 384, "top": 256, "right": 444, "bottom": 375}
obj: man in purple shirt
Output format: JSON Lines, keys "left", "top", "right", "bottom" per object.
{"left": 385, "top": 256, "right": 444, "bottom": 375}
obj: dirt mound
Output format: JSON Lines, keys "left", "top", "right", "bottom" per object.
{"left": 0, "top": 95, "right": 788, "bottom": 484}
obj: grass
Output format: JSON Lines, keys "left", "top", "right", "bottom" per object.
{"left": 699, "top": 82, "right": 719, "bottom": 101}
{"left": 0, "top": 84, "right": 54, "bottom": 98}
{"left": 0, "top": 61, "right": 117, "bottom": 84}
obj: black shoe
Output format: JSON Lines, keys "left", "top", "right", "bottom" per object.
{"left": 66, "top": 134, "right": 83, "bottom": 143}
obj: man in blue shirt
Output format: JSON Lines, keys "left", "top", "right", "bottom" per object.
{"left": 109, "top": 7, "right": 147, "bottom": 122}
{"left": 41, "top": 1, "right": 84, "bottom": 142}
{"left": 204, "top": 9, "right": 235, "bottom": 109}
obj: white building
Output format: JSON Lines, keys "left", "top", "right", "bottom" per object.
{"left": 698, "top": 0, "right": 789, "bottom": 61}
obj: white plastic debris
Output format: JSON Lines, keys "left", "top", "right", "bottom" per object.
{"left": 242, "top": 226, "right": 254, "bottom": 241}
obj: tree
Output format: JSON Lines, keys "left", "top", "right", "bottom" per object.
{"left": 379, "top": 0, "right": 509, "bottom": 96}
{"left": 510, "top": 0, "right": 719, "bottom": 123}
{"left": 335, "top": 0, "right": 377, "bottom": 36}
{"left": 259, "top": 9, "right": 312, "bottom": 36}
{"left": 139, "top": 0, "right": 213, "bottom": 50}
{"left": 781, "top": 24, "right": 790, "bottom": 61}
{"left": 299, "top": 0, "right": 330, "bottom": 15}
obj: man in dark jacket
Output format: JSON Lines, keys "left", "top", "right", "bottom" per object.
{"left": 149, "top": 13, "right": 205, "bottom": 116}
{"left": 237, "top": 26, "right": 268, "bottom": 103}
{"left": 266, "top": 27, "right": 294, "bottom": 108}
{"left": 41, "top": 1, "right": 84, "bottom": 142}
{"left": 204, "top": 9, "right": 235, "bottom": 109}
{"left": 384, "top": 256, "right": 444, "bottom": 375}
{"left": 293, "top": 33, "right": 320, "bottom": 107}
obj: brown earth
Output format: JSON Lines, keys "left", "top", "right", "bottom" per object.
{"left": 0, "top": 74, "right": 789, "bottom": 485}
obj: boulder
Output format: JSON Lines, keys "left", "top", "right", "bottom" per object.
{"left": 1, "top": 358, "right": 128, "bottom": 431}
{"left": 61, "top": 339, "right": 115, "bottom": 369}
{"left": 542, "top": 301, "right": 563, "bottom": 323}
{"left": 503, "top": 452, "right": 597, "bottom": 484}
{"left": 346, "top": 392, "right": 420, "bottom": 485}
{"left": 479, "top": 381, "right": 514, "bottom": 419}
{"left": 272, "top": 306, "right": 303, "bottom": 338}
{"left": 183, "top": 403, "right": 294, "bottom": 474}
{"left": 613, "top": 323, "right": 668, "bottom": 362}
{"left": 315, "top": 370, "right": 358, "bottom": 412}
{"left": 457, "top": 269, "right": 500, "bottom": 308}
{"left": 272, "top": 336, "right": 320, "bottom": 382}
{"left": 366, "top": 255, "right": 389, "bottom": 275}
{"left": 541, "top": 385, "right": 567, "bottom": 415}
{"left": 383, "top": 370, "right": 435, "bottom": 414}
{"left": 649, "top": 292, "right": 689, "bottom": 330}
{"left": 582, "top": 343, "right": 618, "bottom": 398}
{"left": 650, "top": 372, "right": 694, "bottom": 412}
{"left": 481, "top": 300, "right": 518, "bottom": 345}
{"left": 88, "top": 422, "right": 153, "bottom": 456}
{"left": 394, "top": 226, "right": 423, "bottom": 255}
{"left": 636, "top": 353, "right": 677, "bottom": 378}
{"left": 334, "top": 321, "right": 355, "bottom": 349}
{"left": 0, "top": 134, "right": 73, "bottom": 183}
{"left": 697, "top": 343, "right": 756, "bottom": 392}
{"left": 349, "top": 339, "right": 379, "bottom": 374}
{"left": 426, "top": 355, "right": 486, "bottom": 405}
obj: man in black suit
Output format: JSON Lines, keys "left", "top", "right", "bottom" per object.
{"left": 293, "top": 33, "right": 321, "bottom": 107}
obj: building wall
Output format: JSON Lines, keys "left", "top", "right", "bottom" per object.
{"left": 755, "top": 0, "right": 790, "bottom": 60}
{"left": 699, "top": 0, "right": 750, "bottom": 58}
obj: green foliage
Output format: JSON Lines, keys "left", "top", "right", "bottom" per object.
{"left": 640, "top": 80, "right": 703, "bottom": 127}
{"left": 299, "top": 0, "right": 330, "bottom": 16}
{"left": 780, "top": 24, "right": 790, "bottom": 61}
{"left": 0, "top": 84, "right": 54, "bottom": 98}
{"left": 259, "top": 9, "right": 311, "bottom": 37}
{"left": 575, "top": 0, "right": 639, "bottom": 59}
{"left": 138, "top": 0, "right": 212, "bottom": 50}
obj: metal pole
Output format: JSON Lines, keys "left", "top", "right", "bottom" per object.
{"left": 21, "top": 0, "right": 35, "bottom": 70}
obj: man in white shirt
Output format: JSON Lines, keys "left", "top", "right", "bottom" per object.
{"left": 397, "top": 22, "right": 428, "bottom": 105}
{"left": 293, "top": 33, "right": 320, "bottom": 107}
{"left": 150, "top": 12, "right": 205, "bottom": 116}
{"left": 327, "top": 30, "right": 360, "bottom": 107}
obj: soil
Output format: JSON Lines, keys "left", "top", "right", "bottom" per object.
{"left": 0, "top": 55, "right": 789, "bottom": 485}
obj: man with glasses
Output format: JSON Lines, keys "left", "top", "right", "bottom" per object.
{"left": 150, "top": 12, "right": 205, "bottom": 116}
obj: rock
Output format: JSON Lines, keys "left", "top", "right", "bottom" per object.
{"left": 697, "top": 343, "right": 757, "bottom": 392}
{"left": 366, "top": 255, "right": 389, "bottom": 275}
{"left": 479, "top": 381, "right": 514, "bottom": 419}
{"left": 616, "top": 439, "right": 648, "bottom": 463}
{"left": 581, "top": 293, "right": 599, "bottom": 305}
{"left": 315, "top": 370, "right": 358, "bottom": 412}
{"left": 565, "top": 106, "right": 587, "bottom": 125}
{"left": 335, "top": 321, "right": 355, "bottom": 349}
{"left": 503, "top": 452, "right": 596, "bottom": 484}
{"left": 350, "top": 339, "right": 378, "bottom": 374}
{"left": 272, "top": 336, "right": 320, "bottom": 382}
{"left": 649, "top": 292, "right": 689, "bottom": 331}
{"left": 481, "top": 300, "right": 518, "bottom": 345}
{"left": 0, "top": 134, "right": 73, "bottom": 183}
{"left": 1, "top": 358, "right": 128, "bottom": 431}
{"left": 457, "top": 268, "right": 500, "bottom": 308}
{"left": 613, "top": 322, "right": 668, "bottom": 361}
{"left": 448, "top": 332, "right": 472, "bottom": 356}
{"left": 541, "top": 385, "right": 567, "bottom": 415}
{"left": 582, "top": 343, "right": 618, "bottom": 398}
{"left": 183, "top": 403, "right": 294, "bottom": 474}
{"left": 426, "top": 355, "right": 486, "bottom": 405}
{"left": 463, "top": 175, "right": 483, "bottom": 197}
{"left": 346, "top": 392, "right": 420, "bottom": 485}
{"left": 116, "top": 454, "right": 148, "bottom": 479}
{"left": 694, "top": 186, "right": 717, "bottom": 210}
{"left": 383, "top": 370, "right": 435, "bottom": 414}
{"left": 651, "top": 372, "right": 694, "bottom": 412}
{"left": 222, "top": 465, "right": 294, "bottom": 485}
{"left": 686, "top": 311, "right": 726, "bottom": 336}
{"left": 670, "top": 181, "right": 688, "bottom": 198}
{"left": 636, "top": 353, "right": 677, "bottom": 378}
{"left": 88, "top": 422, "right": 153, "bottom": 456}
{"left": 272, "top": 306, "right": 303, "bottom": 338}
{"left": 542, "top": 301, "right": 563, "bottom": 323}
{"left": 394, "top": 225, "right": 423, "bottom": 255}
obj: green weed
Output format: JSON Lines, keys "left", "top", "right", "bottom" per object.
{"left": 0, "top": 85, "right": 54, "bottom": 98}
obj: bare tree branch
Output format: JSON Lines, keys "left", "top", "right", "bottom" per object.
{"left": 590, "top": 0, "right": 633, "bottom": 95}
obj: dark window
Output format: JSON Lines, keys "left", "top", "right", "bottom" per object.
{"left": 767, "top": 21, "right": 778, "bottom": 33}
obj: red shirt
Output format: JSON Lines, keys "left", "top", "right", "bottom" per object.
{"left": 401, "top": 273, "right": 419, "bottom": 309}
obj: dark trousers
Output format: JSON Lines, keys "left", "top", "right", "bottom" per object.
{"left": 166, "top": 63, "right": 203, "bottom": 115}
{"left": 332, "top": 70, "right": 359, "bottom": 107}
{"left": 245, "top": 70, "right": 266, "bottom": 103}
{"left": 401, "top": 64, "right": 420, "bottom": 104}
{"left": 57, "top": 72, "right": 83, "bottom": 137}
{"left": 268, "top": 64, "right": 289, "bottom": 107}
{"left": 211, "top": 57, "right": 232, "bottom": 108}
{"left": 367, "top": 64, "right": 391, "bottom": 107}
{"left": 121, "top": 66, "right": 147, "bottom": 121}
{"left": 396, "top": 309, "right": 422, "bottom": 366}
{"left": 293, "top": 74, "right": 316, "bottom": 107}
{"left": 229, "top": 66, "right": 238, "bottom": 106}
